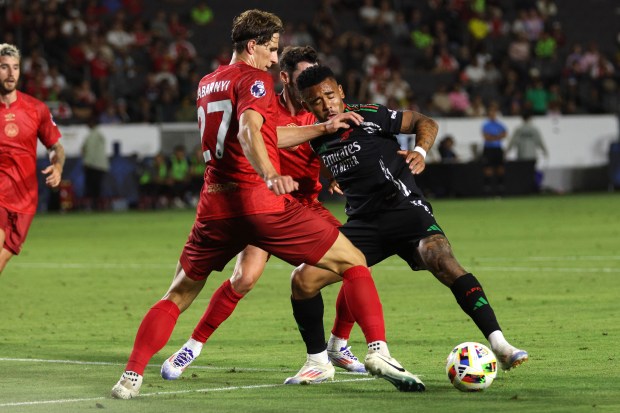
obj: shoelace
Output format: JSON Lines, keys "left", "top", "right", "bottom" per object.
{"left": 172, "top": 348, "right": 194, "bottom": 368}
{"left": 339, "top": 346, "right": 359, "bottom": 361}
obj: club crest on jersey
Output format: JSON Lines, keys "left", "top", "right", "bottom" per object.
{"left": 4, "top": 123, "right": 18, "bottom": 138}
{"left": 250, "top": 80, "right": 266, "bottom": 98}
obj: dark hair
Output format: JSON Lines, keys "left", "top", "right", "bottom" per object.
{"left": 279, "top": 46, "right": 318, "bottom": 74}
{"left": 231, "top": 9, "right": 283, "bottom": 52}
{"left": 296, "top": 65, "right": 335, "bottom": 92}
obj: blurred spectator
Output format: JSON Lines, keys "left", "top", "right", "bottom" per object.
{"left": 99, "top": 103, "right": 122, "bottom": 124}
{"left": 359, "top": 0, "right": 380, "bottom": 32}
{"left": 60, "top": 9, "right": 87, "bottom": 39}
{"left": 21, "top": 48, "right": 49, "bottom": 77}
{"left": 168, "top": 33, "right": 197, "bottom": 61}
{"left": 107, "top": 18, "right": 134, "bottom": 52}
{"left": 89, "top": 50, "right": 111, "bottom": 95}
{"left": 411, "top": 24, "right": 434, "bottom": 50}
{"left": 43, "top": 65, "right": 68, "bottom": 94}
{"left": 434, "top": 47, "right": 459, "bottom": 73}
{"left": 385, "top": 70, "right": 413, "bottom": 107}
{"left": 536, "top": 0, "right": 558, "bottom": 20}
{"left": 507, "top": 111, "right": 548, "bottom": 191}
{"left": 138, "top": 153, "right": 170, "bottom": 209}
{"left": 81, "top": 118, "right": 110, "bottom": 210}
{"left": 523, "top": 9, "right": 544, "bottom": 42}
{"left": 508, "top": 31, "right": 532, "bottom": 76}
{"left": 168, "top": 12, "right": 189, "bottom": 39}
{"left": 290, "top": 21, "right": 315, "bottom": 48}
{"left": 376, "top": 0, "right": 396, "bottom": 32}
{"left": 487, "top": 6, "right": 510, "bottom": 39}
{"left": 467, "top": 11, "right": 489, "bottom": 49}
{"left": 524, "top": 77, "right": 550, "bottom": 115}
{"left": 191, "top": 2, "right": 214, "bottom": 26}
{"left": 391, "top": 12, "right": 410, "bottom": 43}
{"left": 71, "top": 80, "right": 97, "bottom": 123}
{"left": 175, "top": 96, "right": 197, "bottom": 122}
{"left": 507, "top": 111, "right": 548, "bottom": 162}
{"left": 168, "top": 145, "right": 190, "bottom": 208}
{"left": 151, "top": 10, "right": 172, "bottom": 40}
{"left": 535, "top": 31, "right": 557, "bottom": 59}
{"left": 480, "top": 103, "right": 508, "bottom": 196}
{"left": 431, "top": 85, "right": 453, "bottom": 116}
{"left": 438, "top": 135, "right": 459, "bottom": 163}
{"left": 466, "top": 95, "right": 487, "bottom": 117}
{"left": 448, "top": 82, "right": 471, "bottom": 116}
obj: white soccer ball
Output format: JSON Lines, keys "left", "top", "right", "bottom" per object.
{"left": 446, "top": 342, "right": 498, "bottom": 392}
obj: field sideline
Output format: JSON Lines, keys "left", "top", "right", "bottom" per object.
{"left": 0, "top": 193, "right": 618, "bottom": 413}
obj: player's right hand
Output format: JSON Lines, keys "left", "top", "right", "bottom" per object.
{"left": 324, "top": 112, "right": 363, "bottom": 134}
{"left": 265, "top": 175, "right": 299, "bottom": 195}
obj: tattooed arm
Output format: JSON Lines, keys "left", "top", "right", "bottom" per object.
{"left": 43, "top": 142, "right": 65, "bottom": 188}
{"left": 397, "top": 111, "right": 439, "bottom": 175}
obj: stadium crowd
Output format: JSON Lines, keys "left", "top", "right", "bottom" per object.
{"left": 1, "top": 0, "right": 618, "bottom": 125}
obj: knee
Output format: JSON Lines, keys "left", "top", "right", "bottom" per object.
{"left": 290, "top": 265, "right": 319, "bottom": 299}
{"left": 418, "top": 235, "right": 466, "bottom": 286}
{"left": 229, "top": 268, "right": 260, "bottom": 296}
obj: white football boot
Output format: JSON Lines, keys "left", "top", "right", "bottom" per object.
{"left": 364, "top": 352, "right": 425, "bottom": 392}
{"left": 327, "top": 345, "right": 367, "bottom": 373}
{"left": 284, "top": 358, "right": 335, "bottom": 385}
{"left": 111, "top": 371, "right": 143, "bottom": 399}
{"left": 495, "top": 346, "right": 529, "bottom": 371}
{"left": 161, "top": 344, "right": 201, "bottom": 380}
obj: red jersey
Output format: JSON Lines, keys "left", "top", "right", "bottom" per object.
{"left": 0, "top": 91, "right": 61, "bottom": 214}
{"left": 195, "top": 62, "right": 282, "bottom": 220}
{"left": 276, "top": 96, "right": 322, "bottom": 204}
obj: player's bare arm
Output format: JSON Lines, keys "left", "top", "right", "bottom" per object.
{"left": 276, "top": 112, "right": 363, "bottom": 148}
{"left": 238, "top": 109, "right": 298, "bottom": 195}
{"left": 43, "top": 142, "right": 65, "bottom": 188}
{"left": 397, "top": 111, "right": 439, "bottom": 175}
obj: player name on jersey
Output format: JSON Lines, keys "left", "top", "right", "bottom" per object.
{"left": 197, "top": 80, "right": 231, "bottom": 99}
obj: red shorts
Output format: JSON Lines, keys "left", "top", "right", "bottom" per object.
{"left": 0, "top": 206, "right": 34, "bottom": 255}
{"left": 180, "top": 198, "right": 340, "bottom": 280}
{"left": 304, "top": 200, "right": 342, "bottom": 229}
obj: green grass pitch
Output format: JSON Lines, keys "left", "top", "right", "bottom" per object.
{"left": 0, "top": 193, "right": 618, "bottom": 412}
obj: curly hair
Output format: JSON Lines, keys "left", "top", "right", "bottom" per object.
{"left": 296, "top": 65, "right": 335, "bottom": 92}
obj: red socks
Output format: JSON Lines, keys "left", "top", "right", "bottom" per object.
{"left": 191, "top": 280, "right": 244, "bottom": 343}
{"left": 331, "top": 286, "right": 355, "bottom": 340}
{"left": 341, "top": 266, "right": 385, "bottom": 343}
{"left": 126, "top": 299, "right": 180, "bottom": 374}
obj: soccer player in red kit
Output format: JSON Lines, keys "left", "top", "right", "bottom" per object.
{"left": 160, "top": 46, "right": 365, "bottom": 385}
{"left": 111, "top": 10, "right": 423, "bottom": 399}
{"left": 0, "top": 43, "right": 65, "bottom": 276}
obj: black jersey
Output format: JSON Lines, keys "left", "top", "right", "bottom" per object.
{"left": 310, "top": 103, "right": 426, "bottom": 217}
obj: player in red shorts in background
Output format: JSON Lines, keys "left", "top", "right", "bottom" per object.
{"left": 0, "top": 43, "right": 65, "bottom": 276}
{"left": 111, "top": 10, "right": 424, "bottom": 399}
{"left": 160, "top": 45, "right": 366, "bottom": 385}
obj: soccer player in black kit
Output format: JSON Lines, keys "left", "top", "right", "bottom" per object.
{"left": 287, "top": 65, "right": 527, "bottom": 389}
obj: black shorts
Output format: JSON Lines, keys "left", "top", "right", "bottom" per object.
{"left": 340, "top": 200, "right": 445, "bottom": 271}
{"left": 481, "top": 147, "right": 504, "bottom": 167}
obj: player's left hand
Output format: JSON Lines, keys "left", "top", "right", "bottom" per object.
{"left": 324, "top": 112, "right": 363, "bottom": 134}
{"left": 328, "top": 178, "right": 343, "bottom": 195}
{"left": 42, "top": 164, "right": 63, "bottom": 188}
{"left": 398, "top": 150, "right": 426, "bottom": 175}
